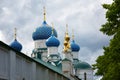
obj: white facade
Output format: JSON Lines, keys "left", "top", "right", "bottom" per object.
{"left": 62, "top": 60, "right": 72, "bottom": 78}
{"left": 0, "top": 42, "right": 69, "bottom": 80}
{"left": 41, "top": 52, "right": 48, "bottom": 62}
{"left": 72, "top": 52, "right": 79, "bottom": 59}
{"left": 34, "top": 39, "right": 48, "bottom": 62}
{"left": 63, "top": 51, "right": 73, "bottom": 62}
{"left": 34, "top": 40, "right": 47, "bottom": 49}
{"left": 48, "top": 47, "right": 58, "bottom": 55}
{"left": 0, "top": 47, "right": 9, "bottom": 80}
{"left": 77, "top": 69, "right": 93, "bottom": 80}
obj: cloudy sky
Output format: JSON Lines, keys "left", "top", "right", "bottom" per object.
{"left": 0, "top": 0, "right": 113, "bottom": 65}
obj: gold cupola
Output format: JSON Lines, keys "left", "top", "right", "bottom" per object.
{"left": 63, "top": 24, "right": 71, "bottom": 52}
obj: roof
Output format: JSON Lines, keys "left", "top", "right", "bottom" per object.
{"left": 10, "top": 39, "right": 22, "bottom": 51}
{"left": 74, "top": 61, "right": 92, "bottom": 69}
{"left": 62, "top": 58, "right": 71, "bottom": 62}
{"left": 70, "top": 40, "right": 80, "bottom": 52}
{"left": 34, "top": 58, "right": 62, "bottom": 74}
{"left": 46, "top": 35, "right": 60, "bottom": 47}
{"left": 32, "top": 21, "right": 57, "bottom": 40}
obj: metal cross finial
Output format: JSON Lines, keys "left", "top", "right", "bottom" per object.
{"left": 66, "top": 24, "right": 68, "bottom": 34}
{"left": 14, "top": 28, "right": 17, "bottom": 39}
{"left": 72, "top": 29, "right": 74, "bottom": 40}
{"left": 43, "top": 6, "right": 46, "bottom": 21}
{"left": 51, "top": 22, "right": 54, "bottom": 35}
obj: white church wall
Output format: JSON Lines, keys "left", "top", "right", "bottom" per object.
{"left": 48, "top": 47, "right": 58, "bottom": 55}
{"left": 0, "top": 47, "right": 9, "bottom": 80}
{"left": 65, "top": 53, "right": 73, "bottom": 62}
{"left": 0, "top": 42, "right": 69, "bottom": 80}
{"left": 36, "top": 64, "right": 67, "bottom": 80}
{"left": 57, "top": 73, "right": 63, "bottom": 80}
{"left": 22, "top": 59, "right": 32, "bottom": 80}
{"left": 16, "top": 55, "right": 22, "bottom": 80}
{"left": 15, "top": 54, "right": 35, "bottom": 80}
{"left": 72, "top": 52, "right": 78, "bottom": 59}
{"left": 78, "top": 69, "right": 93, "bottom": 80}
{"left": 36, "top": 64, "right": 48, "bottom": 80}
{"left": 31, "top": 62, "right": 36, "bottom": 80}
{"left": 49, "top": 70, "right": 56, "bottom": 80}
{"left": 62, "top": 61, "right": 71, "bottom": 72}
{"left": 41, "top": 52, "right": 48, "bottom": 62}
{"left": 9, "top": 50, "right": 16, "bottom": 80}
{"left": 34, "top": 40, "right": 46, "bottom": 49}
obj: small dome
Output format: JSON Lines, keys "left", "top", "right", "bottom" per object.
{"left": 71, "top": 40, "right": 80, "bottom": 52}
{"left": 74, "top": 61, "right": 92, "bottom": 69}
{"left": 46, "top": 35, "right": 60, "bottom": 47}
{"left": 32, "top": 21, "right": 57, "bottom": 40}
{"left": 10, "top": 39, "right": 22, "bottom": 51}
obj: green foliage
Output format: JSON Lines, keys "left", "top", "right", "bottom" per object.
{"left": 100, "top": 0, "right": 120, "bottom": 36}
{"left": 93, "top": 0, "right": 120, "bottom": 80}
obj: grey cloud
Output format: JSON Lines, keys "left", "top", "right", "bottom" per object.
{"left": 0, "top": 0, "right": 113, "bottom": 64}
{"left": 79, "top": 47, "right": 104, "bottom": 64}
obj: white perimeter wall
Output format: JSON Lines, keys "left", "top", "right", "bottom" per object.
{"left": 0, "top": 45, "right": 68, "bottom": 80}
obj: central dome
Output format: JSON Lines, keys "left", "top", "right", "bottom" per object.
{"left": 32, "top": 21, "right": 57, "bottom": 40}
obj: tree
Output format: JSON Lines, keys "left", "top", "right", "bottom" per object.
{"left": 93, "top": 0, "right": 120, "bottom": 80}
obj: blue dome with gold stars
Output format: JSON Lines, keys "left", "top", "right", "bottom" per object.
{"left": 10, "top": 39, "right": 22, "bottom": 52}
{"left": 71, "top": 40, "right": 80, "bottom": 52}
{"left": 46, "top": 34, "right": 60, "bottom": 47}
{"left": 32, "top": 21, "right": 57, "bottom": 40}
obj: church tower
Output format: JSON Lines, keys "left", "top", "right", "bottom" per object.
{"left": 46, "top": 23, "right": 61, "bottom": 66}
{"left": 62, "top": 24, "right": 73, "bottom": 78}
{"left": 70, "top": 30, "right": 80, "bottom": 75}
{"left": 70, "top": 29, "right": 80, "bottom": 61}
{"left": 31, "top": 7, "right": 57, "bottom": 62}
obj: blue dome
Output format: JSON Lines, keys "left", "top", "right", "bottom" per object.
{"left": 71, "top": 40, "right": 80, "bottom": 52}
{"left": 46, "top": 35, "right": 60, "bottom": 47}
{"left": 10, "top": 39, "right": 22, "bottom": 52}
{"left": 32, "top": 21, "right": 57, "bottom": 40}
